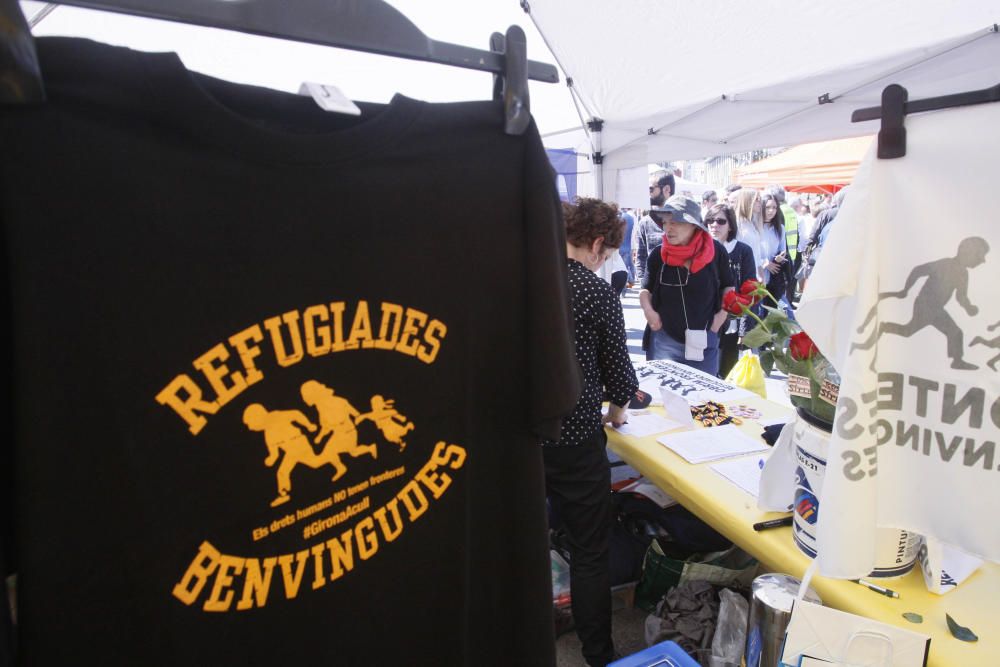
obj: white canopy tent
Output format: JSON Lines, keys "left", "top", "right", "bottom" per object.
{"left": 527, "top": 0, "right": 1000, "bottom": 199}
{"left": 608, "top": 165, "right": 720, "bottom": 210}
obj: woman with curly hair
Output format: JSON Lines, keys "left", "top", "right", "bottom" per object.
{"left": 545, "top": 196, "right": 638, "bottom": 667}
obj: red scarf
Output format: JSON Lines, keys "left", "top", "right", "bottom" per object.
{"left": 661, "top": 229, "right": 715, "bottom": 274}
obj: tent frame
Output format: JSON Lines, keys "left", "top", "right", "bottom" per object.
{"left": 2, "top": 0, "right": 559, "bottom": 134}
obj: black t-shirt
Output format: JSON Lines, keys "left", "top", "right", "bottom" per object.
{"left": 0, "top": 37, "right": 579, "bottom": 666}
{"left": 641, "top": 239, "right": 735, "bottom": 343}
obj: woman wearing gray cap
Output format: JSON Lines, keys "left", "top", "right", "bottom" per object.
{"left": 639, "top": 195, "right": 735, "bottom": 375}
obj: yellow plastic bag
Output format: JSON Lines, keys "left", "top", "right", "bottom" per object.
{"left": 724, "top": 354, "right": 767, "bottom": 399}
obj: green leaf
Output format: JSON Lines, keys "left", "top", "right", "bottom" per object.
{"left": 760, "top": 310, "right": 791, "bottom": 331}
{"left": 741, "top": 326, "right": 772, "bottom": 349}
{"left": 809, "top": 396, "right": 836, "bottom": 424}
{"left": 775, "top": 320, "right": 800, "bottom": 339}
{"left": 779, "top": 355, "right": 811, "bottom": 379}
{"left": 759, "top": 349, "right": 774, "bottom": 375}
{"left": 946, "top": 614, "right": 978, "bottom": 642}
{"left": 902, "top": 612, "right": 923, "bottom": 624}
{"left": 789, "top": 395, "right": 812, "bottom": 411}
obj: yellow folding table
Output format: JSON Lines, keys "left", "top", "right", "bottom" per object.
{"left": 606, "top": 394, "right": 999, "bottom": 667}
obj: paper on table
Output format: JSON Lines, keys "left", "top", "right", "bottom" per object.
{"left": 643, "top": 381, "right": 754, "bottom": 406}
{"left": 919, "top": 537, "right": 984, "bottom": 595}
{"left": 608, "top": 412, "right": 684, "bottom": 438}
{"left": 710, "top": 456, "right": 767, "bottom": 498}
{"left": 658, "top": 386, "right": 695, "bottom": 428}
{"left": 656, "top": 424, "right": 769, "bottom": 464}
{"left": 634, "top": 358, "right": 755, "bottom": 405}
{"left": 689, "top": 387, "right": 756, "bottom": 404}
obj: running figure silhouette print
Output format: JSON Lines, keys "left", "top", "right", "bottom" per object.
{"left": 851, "top": 237, "right": 989, "bottom": 371}
{"left": 793, "top": 100, "right": 1000, "bottom": 578}
{"left": 246, "top": 381, "right": 413, "bottom": 507}
{"left": 971, "top": 320, "right": 1000, "bottom": 371}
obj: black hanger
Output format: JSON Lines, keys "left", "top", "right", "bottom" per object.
{"left": 852, "top": 81, "right": 1000, "bottom": 159}
{"left": 491, "top": 26, "right": 531, "bottom": 136}
{"left": 2, "top": 0, "right": 558, "bottom": 134}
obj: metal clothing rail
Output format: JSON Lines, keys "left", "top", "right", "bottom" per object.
{"left": 852, "top": 31, "right": 1000, "bottom": 160}
{"left": 0, "top": 0, "right": 560, "bottom": 135}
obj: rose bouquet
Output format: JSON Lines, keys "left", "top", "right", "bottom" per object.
{"left": 722, "top": 280, "right": 840, "bottom": 424}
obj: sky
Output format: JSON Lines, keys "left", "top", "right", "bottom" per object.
{"left": 22, "top": 0, "right": 587, "bottom": 136}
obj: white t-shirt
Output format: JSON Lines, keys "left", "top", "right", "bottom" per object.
{"left": 736, "top": 221, "right": 766, "bottom": 282}
{"left": 796, "top": 213, "right": 816, "bottom": 252}
{"left": 595, "top": 250, "right": 627, "bottom": 283}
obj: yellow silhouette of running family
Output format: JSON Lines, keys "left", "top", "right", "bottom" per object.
{"left": 243, "top": 380, "right": 415, "bottom": 507}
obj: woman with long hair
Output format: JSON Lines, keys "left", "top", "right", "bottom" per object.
{"left": 705, "top": 203, "right": 755, "bottom": 378}
{"left": 760, "top": 193, "right": 790, "bottom": 308}
{"left": 733, "top": 188, "right": 765, "bottom": 283}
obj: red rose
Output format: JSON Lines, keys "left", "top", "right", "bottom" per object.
{"left": 739, "top": 279, "right": 765, "bottom": 306}
{"left": 739, "top": 279, "right": 764, "bottom": 306}
{"left": 722, "top": 290, "right": 752, "bottom": 315}
{"left": 789, "top": 331, "right": 819, "bottom": 360}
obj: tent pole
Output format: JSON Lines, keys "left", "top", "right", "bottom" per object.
{"left": 588, "top": 118, "right": 604, "bottom": 199}
{"left": 521, "top": 1, "right": 603, "bottom": 196}
{"left": 722, "top": 25, "right": 996, "bottom": 146}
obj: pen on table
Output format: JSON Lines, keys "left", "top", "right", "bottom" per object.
{"left": 852, "top": 579, "right": 899, "bottom": 599}
{"left": 752, "top": 516, "right": 793, "bottom": 531}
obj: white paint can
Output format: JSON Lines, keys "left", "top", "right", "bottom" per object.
{"left": 791, "top": 409, "right": 920, "bottom": 578}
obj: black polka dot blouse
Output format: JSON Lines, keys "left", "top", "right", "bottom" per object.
{"left": 544, "top": 258, "right": 639, "bottom": 447}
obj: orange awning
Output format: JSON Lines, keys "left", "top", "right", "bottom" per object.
{"left": 735, "top": 136, "right": 873, "bottom": 194}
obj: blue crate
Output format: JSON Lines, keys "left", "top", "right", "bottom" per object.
{"left": 608, "top": 640, "right": 700, "bottom": 667}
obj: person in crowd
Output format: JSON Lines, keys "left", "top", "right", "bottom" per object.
{"left": 767, "top": 185, "right": 799, "bottom": 305}
{"left": 639, "top": 195, "right": 735, "bottom": 374}
{"left": 767, "top": 186, "right": 798, "bottom": 260}
{"left": 760, "top": 193, "right": 790, "bottom": 310}
{"left": 596, "top": 247, "right": 629, "bottom": 297}
{"left": 619, "top": 208, "right": 636, "bottom": 286}
{"left": 633, "top": 171, "right": 674, "bottom": 283}
{"left": 701, "top": 190, "right": 718, "bottom": 217}
{"left": 545, "top": 197, "right": 639, "bottom": 667}
{"left": 791, "top": 197, "right": 814, "bottom": 246}
{"left": 733, "top": 188, "right": 765, "bottom": 280}
{"left": 705, "top": 203, "right": 755, "bottom": 378}
{"left": 797, "top": 187, "right": 847, "bottom": 289}
{"left": 791, "top": 197, "right": 815, "bottom": 296}
{"left": 725, "top": 183, "right": 743, "bottom": 206}
{"left": 810, "top": 201, "right": 829, "bottom": 225}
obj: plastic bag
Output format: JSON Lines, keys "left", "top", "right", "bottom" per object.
{"left": 644, "top": 580, "right": 718, "bottom": 655}
{"left": 724, "top": 353, "right": 767, "bottom": 399}
{"left": 635, "top": 540, "right": 757, "bottom": 612}
{"left": 708, "top": 588, "right": 749, "bottom": 667}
